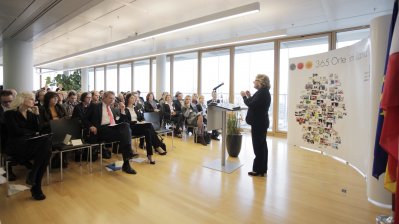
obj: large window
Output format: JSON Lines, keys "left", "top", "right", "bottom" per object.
{"left": 41, "top": 69, "right": 57, "bottom": 91}
{"left": 279, "top": 36, "right": 329, "bottom": 132}
{"left": 88, "top": 68, "right": 94, "bottom": 91}
{"left": 173, "top": 53, "right": 198, "bottom": 97}
{"left": 336, "top": 28, "right": 370, "bottom": 49}
{"left": 151, "top": 59, "right": 156, "bottom": 93}
{"left": 106, "top": 65, "right": 117, "bottom": 93}
{"left": 133, "top": 60, "right": 150, "bottom": 97}
{"left": 234, "top": 42, "right": 274, "bottom": 130}
{"left": 95, "top": 67, "right": 105, "bottom": 91}
{"left": 201, "top": 49, "right": 230, "bottom": 101}
{"left": 119, "top": 63, "right": 132, "bottom": 93}
{"left": 0, "top": 66, "right": 3, "bottom": 86}
{"left": 33, "top": 68, "right": 40, "bottom": 90}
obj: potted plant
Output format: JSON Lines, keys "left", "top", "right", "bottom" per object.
{"left": 226, "top": 111, "right": 243, "bottom": 157}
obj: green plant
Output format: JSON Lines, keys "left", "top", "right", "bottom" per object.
{"left": 227, "top": 112, "right": 242, "bottom": 135}
{"left": 46, "top": 69, "right": 81, "bottom": 91}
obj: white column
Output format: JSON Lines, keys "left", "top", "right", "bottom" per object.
{"left": 367, "top": 14, "right": 392, "bottom": 208}
{"left": 156, "top": 55, "right": 167, "bottom": 99}
{"left": 81, "top": 68, "right": 89, "bottom": 92}
{"left": 3, "top": 39, "right": 33, "bottom": 92}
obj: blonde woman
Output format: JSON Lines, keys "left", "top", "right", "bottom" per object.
{"left": 240, "top": 74, "right": 271, "bottom": 177}
{"left": 182, "top": 95, "right": 207, "bottom": 145}
{"left": 4, "top": 92, "right": 52, "bottom": 200}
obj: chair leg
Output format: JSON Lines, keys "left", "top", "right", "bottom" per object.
{"left": 46, "top": 165, "right": 50, "bottom": 185}
{"left": 60, "top": 152, "right": 63, "bottom": 181}
{"left": 6, "top": 161, "right": 10, "bottom": 197}
{"left": 100, "top": 144, "right": 103, "bottom": 173}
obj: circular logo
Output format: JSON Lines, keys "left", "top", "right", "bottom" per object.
{"left": 305, "top": 60, "right": 313, "bottom": 69}
{"left": 289, "top": 63, "right": 296, "bottom": 71}
{"left": 297, "top": 62, "right": 304, "bottom": 70}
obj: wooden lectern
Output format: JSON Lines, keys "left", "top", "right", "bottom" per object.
{"left": 203, "top": 103, "right": 246, "bottom": 173}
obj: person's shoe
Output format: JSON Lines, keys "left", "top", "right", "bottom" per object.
{"left": 211, "top": 136, "right": 220, "bottom": 141}
{"left": 31, "top": 187, "right": 46, "bottom": 200}
{"left": 139, "top": 143, "right": 144, "bottom": 149}
{"left": 147, "top": 156, "right": 156, "bottom": 165}
{"left": 155, "top": 147, "right": 167, "bottom": 155}
{"left": 132, "top": 153, "right": 140, "bottom": 158}
{"left": 248, "top": 171, "right": 265, "bottom": 177}
{"left": 197, "top": 136, "right": 207, "bottom": 146}
{"left": 160, "top": 143, "right": 167, "bottom": 152}
{"left": 122, "top": 162, "right": 137, "bottom": 174}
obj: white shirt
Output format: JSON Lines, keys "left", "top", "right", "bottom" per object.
{"left": 127, "top": 107, "right": 138, "bottom": 122}
{"left": 101, "top": 103, "right": 114, "bottom": 125}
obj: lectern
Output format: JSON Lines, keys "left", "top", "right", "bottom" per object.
{"left": 203, "top": 103, "right": 246, "bottom": 173}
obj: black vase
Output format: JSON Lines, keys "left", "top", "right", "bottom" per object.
{"left": 226, "top": 134, "right": 242, "bottom": 157}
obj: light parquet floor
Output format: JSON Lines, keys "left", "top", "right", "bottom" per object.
{"left": 0, "top": 134, "right": 390, "bottom": 224}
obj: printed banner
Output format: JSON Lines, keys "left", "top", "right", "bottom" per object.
{"left": 287, "top": 39, "right": 370, "bottom": 174}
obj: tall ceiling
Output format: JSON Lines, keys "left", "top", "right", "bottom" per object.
{"left": 0, "top": 0, "right": 395, "bottom": 71}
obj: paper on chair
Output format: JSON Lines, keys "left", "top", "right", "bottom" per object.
{"left": 8, "top": 184, "right": 29, "bottom": 196}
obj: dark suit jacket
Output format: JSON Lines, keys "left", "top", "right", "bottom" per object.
{"left": 125, "top": 106, "right": 144, "bottom": 124}
{"left": 243, "top": 87, "right": 271, "bottom": 131}
{"left": 173, "top": 100, "right": 183, "bottom": 112}
{"left": 83, "top": 102, "right": 128, "bottom": 129}
{"left": 39, "top": 104, "right": 67, "bottom": 134}
{"left": 144, "top": 100, "right": 160, "bottom": 112}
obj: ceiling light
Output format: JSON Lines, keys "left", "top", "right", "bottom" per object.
{"left": 36, "top": 2, "right": 260, "bottom": 67}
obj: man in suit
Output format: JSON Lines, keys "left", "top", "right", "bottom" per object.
{"left": 241, "top": 74, "right": 271, "bottom": 177}
{"left": 84, "top": 91, "right": 136, "bottom": 174}
{"left": 206, "top": 90, "right": 220, "bottom": 141}
{"left": 0, "top": 90, "right": 16, "bottom": 180}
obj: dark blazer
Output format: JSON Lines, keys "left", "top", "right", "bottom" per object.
{"left": 173, "top": 100, "right": 183, "bottom": 112}
{"left": 72, "top": 103, "right": 89, "bottom": 121}
{"left": 83, "top": 102, "right": 128, "bottom": 129}
{"left": 243, "top": 87, "right": 271, "bottom": 131}
{"left": 144, "top": 100, "right": 160, "bottom": 112}
{"left": 39, "top": 104, "right": 67, "bottom": 133}
{"left": 125, "top": 106, "right": 144, "bottom": 124}
{"left": 4, "top": 110, "right": 41, "bottom": 146}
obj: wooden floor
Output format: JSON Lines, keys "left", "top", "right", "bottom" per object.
{"left": 0, "top": 133, "right": 390, "bottom": 224}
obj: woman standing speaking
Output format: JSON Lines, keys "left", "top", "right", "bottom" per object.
{"left": 241, "top": 74, "right": 271, "bottom": 177}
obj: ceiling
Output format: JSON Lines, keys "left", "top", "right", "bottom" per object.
{"left": 0, "top": 0, "right": 395, "bottom": 71}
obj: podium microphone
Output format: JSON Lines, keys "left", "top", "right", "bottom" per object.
{"left": 213, "top": 82, "right": 224, "bottom": 91}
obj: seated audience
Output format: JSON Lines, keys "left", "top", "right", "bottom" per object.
{"left": 35, "top": 89, "right": 46, "bottom": 107}
{"left": 4, "top": 92, "right": 52, "bottom": 200}
{"left": 1, "top": 90, "right": 16, "bottom": 180}
{"left": 39, "top": 92, "right": 67, "bottom": 134}
{"left": 144, "top": 92, "right": 160, "bottom": 112}
{"left": 162, "top": 94, "right": 183, "bottom": 137}
{"left": 83, "top": 91, "right": 137, "bottom": 174}
{"left": 91, "top": 91, "right": 100, "bottom": 104}
{"left": 182, "top": 95, "right": 207, "bottom": 145}
{"left": 63, "top": 90, "right": 78, "bottom": 118}
{"left": 125, "top": 93, "right": 167, "bottom": 163}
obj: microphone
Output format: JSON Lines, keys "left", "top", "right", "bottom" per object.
{"left": 213, "top": 82, "right": 224, "bottom": 91}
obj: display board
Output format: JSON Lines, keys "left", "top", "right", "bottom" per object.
{"left": 287, "top": 39, "right": 370, "bottom": 174}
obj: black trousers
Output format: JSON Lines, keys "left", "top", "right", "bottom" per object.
{"left": 130, "top": 123, "right": 161, "bottom": 156}
{"left": 97, "top": 122, "right": 133, "bottom": 161}
{"left": 251, "top": 125, "right": 268, "bottom": 174}
{"left": 7, "top": 135, "right": 52, "bottom": 186}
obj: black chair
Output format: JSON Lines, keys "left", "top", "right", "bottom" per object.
{"left": 144, "top": 112, "right": 174, "bottom": 149}
{"left": 50, "top": 118, "right": 92, "bottom": 181}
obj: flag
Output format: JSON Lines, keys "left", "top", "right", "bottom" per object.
{"left": 371, "top": 0, "right": 398, "bottom": 179}
{"left": 376, "top": 0, "right": 399, "bottom": 223}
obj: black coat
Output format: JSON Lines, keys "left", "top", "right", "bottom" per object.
{"left": 125, "top": 106, "right": 145, "bottom": 124}
{"left": 83, "top": 102, "right": 128, "bottom": 129}
{"left": 242, "top": 88, "right": 271, "bottom": 131}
